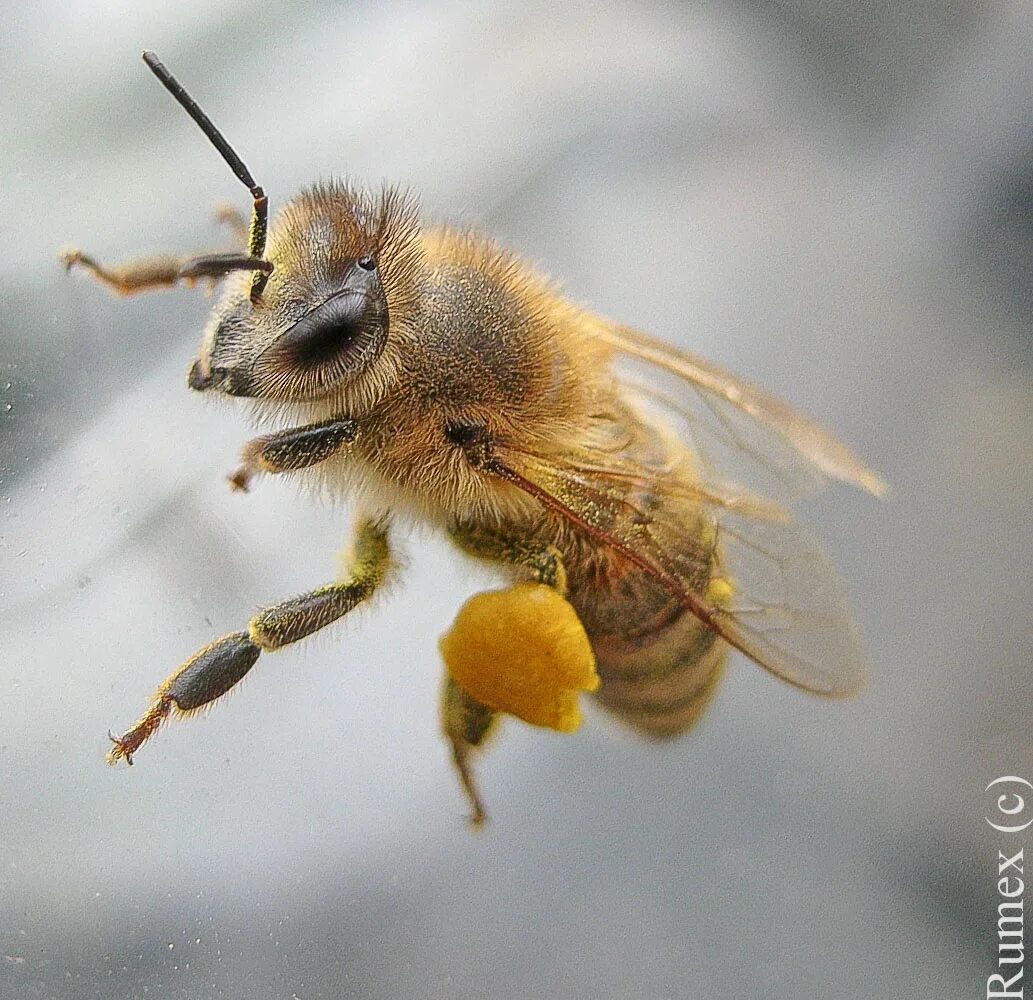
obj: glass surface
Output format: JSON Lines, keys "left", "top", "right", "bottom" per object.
{"left": 3, "top": 3, "right": 1031, "bottom": 998}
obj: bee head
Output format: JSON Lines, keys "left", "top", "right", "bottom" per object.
{"left": 189, "top": 183, "right": 423, "bottom": 410}
{"left": 131, "top": 55, "right": 423, "bottom": 413}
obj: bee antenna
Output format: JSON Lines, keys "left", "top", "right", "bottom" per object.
{"left": 141, "top": 51, "right": 270, "bottom": 302}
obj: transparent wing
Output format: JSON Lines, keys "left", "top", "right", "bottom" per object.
{"left": 692, "top": 506, "right": 865, "bottom": 696}
{"left": 489, "top": 437, "right": 867, "bottom": 697}
{"left": 586, "top": 315, "right": 888, "bottom": 502}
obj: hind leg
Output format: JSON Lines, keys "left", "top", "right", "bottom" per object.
{"left": 440, "top": 522, "right": 597, "bottom": 824}
{"left": 440, "top": 674, "right": 498, "bottom": 828}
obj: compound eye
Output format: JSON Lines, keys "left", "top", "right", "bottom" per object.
{"left": 269, "top": 271, "right": 389, "bottom": 392}
{"left": 257, "top": 262, "right": 389, "bottom": 398}
{"left": 276, "top": 293, "right": 370, "bottom": 369}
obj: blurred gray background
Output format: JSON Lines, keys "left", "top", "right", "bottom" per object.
{"left": 2, "top": 2, "right": 1031, "bottom": 998}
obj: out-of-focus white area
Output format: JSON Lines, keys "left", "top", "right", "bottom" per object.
{"left": 2, "top": 2, "right": 1031, "bottom": 998}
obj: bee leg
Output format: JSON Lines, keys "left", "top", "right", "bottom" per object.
{"left": 447, "top": 520, "right": 567, "bottom": 592}
{"left": 213, "top": 203, "right": 250, "bottom": 244}
{"left": 442, "top": 523, "right": 563, "bottom": 826}
{"left": 440, "top": 522, "right": 598, "bottom": 820}
{"left": 61, "top": 248, "right": 270, "bottom": 296}
{"left": 226, "top": 418, "right": 358, "bottom": 491}
{"left": 61, "top": 249, "right": 185, "bottom": 295}
{"left": 106, "top": 517, "right": 391, "bottom": 765}
{"left": 440, "top": 674, "right": 498, "bottom": 828}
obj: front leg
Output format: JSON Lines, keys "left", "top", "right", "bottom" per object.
{"left": 107, "top": 517, "right": 391, "bottom": 764}
{"left": 62, "top": 248, "right": 271, "bottom": 296}
{"left": 62, "top": 205, "right": 264, "bottom": 296}
{"left": 228, "top": 418, "right": 357, "bottom": 491}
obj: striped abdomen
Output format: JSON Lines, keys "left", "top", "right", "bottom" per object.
{"left": 566, "top": 551, "right": 728, "bottom": 740}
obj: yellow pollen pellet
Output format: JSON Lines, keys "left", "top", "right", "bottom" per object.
{"left": 439, "top": 583, "right": 599, "bottom": 732}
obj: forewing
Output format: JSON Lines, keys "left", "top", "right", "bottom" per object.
{"left": 587, "top": 315, "right": 887, "bottom": 501}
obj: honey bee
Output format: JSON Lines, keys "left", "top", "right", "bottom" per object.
{"left": 63, "top": 52, "right": 885, "bottom": 826}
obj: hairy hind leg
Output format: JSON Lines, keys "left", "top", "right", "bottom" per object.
{"left": 440, "top": 674, "right": 498, "bottom": 828}
{"left": 439, "top": 522, "right": 597, "bottom": 824}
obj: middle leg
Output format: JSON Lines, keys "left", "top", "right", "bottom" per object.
{"left": 107, "top": 517, "right": 391, "bottom": 764}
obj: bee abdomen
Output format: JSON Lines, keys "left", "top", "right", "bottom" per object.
{"left": 589, "top": 606, "right": 728, "bottom": 739}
